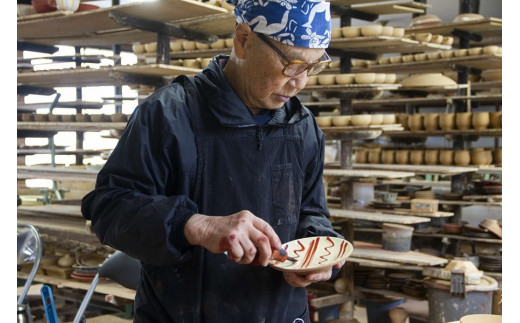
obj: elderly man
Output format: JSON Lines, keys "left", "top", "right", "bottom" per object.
{"left": 81, "top": 0, "right": 345, "bottom": 321}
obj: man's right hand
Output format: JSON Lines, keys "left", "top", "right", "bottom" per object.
{"left": 184, "top": 210, "right": 282, "bottom": 267}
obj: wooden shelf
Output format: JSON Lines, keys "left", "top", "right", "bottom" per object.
{"left": 302, "top": 83, "right": 400, "bottom": 94}
{"left": 329, "top": 208, "right": 431, "bottom": 224}
{"left": 380, "top": 179, "right": 451, "bottom": 188}
{"left": 140, "top": 47, "right": 232, "bottom": 60}
{"left": 437, "top": 200, "right": 502, "bottom": 207}
{"left": 18, "top": 121, "right": 127, "bottom": 131}
{"left": 351, "top": 241, "right": 448, "bottom": 266}
{"left": 17, "top": 148, "right": 109, "bottom": 156}
{"left": 352, "top": 94, "right": 502, "bottom": 108}
{"left": 17, "top": 272, "right": 136, "bottom": 300}
{"left": 358, "top": 54, "right": 502, "bottom": 74}
{"left": 382, "top": 128, "right": 502, "bottom": 137}
{"left": 352, "top": 163, "right": 478, "bottom": 175}
{"left": 330, "top": 36, "right": 451, "bottom": 55}
{"left": 17, "top": 0, "right": 232, "bottom": 47}
{"left": 405, "top": 18, "right": 502, "bottom": 37}
{"left": 324, "top": 168, "right": 414, "bottom": 179}
{"left": 18, "top": 101, "right": 105, "bottom": 112}
{"left": 17, "top": 64, "right": 201, "bottom": 88}
{"left": 350, "top": 1, "right": 430, "bottom": 15}
{"left": 328, "top": 0, "right": 393, "bottom": 6}
{"left": 17, "top": 165, "right": 98, "bottom": 182}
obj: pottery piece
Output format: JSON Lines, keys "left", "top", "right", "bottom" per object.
{"left": 408, "top": 114, "right": 423, "bottom": 131}
{"left": 481, "top": 69, "right": 502, "bottom": 81}
{"left": 414, "top": 32, "right": 432, "bottom": 42}
{"left": 424, "top": 149, "right": 439, "bottom": 165}
{"left": 183, "top": 59, "right": 201, "bottom": 69}
{"left": 410, "top": 150, "right": 424, "bottom": 165}
{"left": 494, "top": 148, "right": 502, "bottom": 165}
{"left": 144, "top": 42, "right": 157, "bottom": 53}
{"left": 368, "top": 149, "right": 381, "bottom": 164}
{"left": 132, "top": 43, "right": 145, "bottom": 54}
{"left": 413, "top": 53, "right": 427, "bottom": 61}
{"left": 315, "top": 116, "right": 332, "bottom": 127}
{"left": 306, "top": 75, "right": 318, "bottom": 86}
{"left": 34, "top": 114, "right": 49, "bottom": 122}
{"left": 170, "top": 41, "right": 184, "bottom": 51}
{"left": 381, "top": 150, "right": 395, "bottom": 164}
{"left": 334, "top": 278, "right": 350, "bottom": 294}
{"left": 397, "top": 114, "right": 409, "bottom": 130}
{"left": 456, "top": 112, "right": 472, "bottom": 130}
{"left": 442, "top": 36, "right": 454, "bottom": 45}
{"left": 382, "top": 223, "right": 414, "bottom": 252}
{"left": 454, "top": 150, "right": 471, "bottom": 166}
{"left": 395, "top": 150, "right": 409, "bottom": 165}
{"left": 269, "top": 236, "right": 353, "bottom": 275}
{"left": 75, "top": 114, "right": 91, "bottom": 122}
{"left": 402, "top": 54, "right": 414, "bottom": 63}
{"left": 225, "top": 38, "right": 234, "bottom": 48}
{"left": 361, "top": 25, "right": 383, "bottom": 37}
{"left": 335, "top": 74, "right": 355, "bottom": 85}
{"left": 351, "top": 114, "right": 372, "bottom": 126}
{"left": 318, "top": 74, "right": 335, "bottom": 85}
{"left": 439, "top": 113, "right": 455, "bottom": 130}
{"left": 454, "top": 49, "right": 468, "bottom": 57}
{"left": 409, "top": 14, "right": 442, "bottom": 28}
{"left": 351, "top": 60, "right": 366, "bottom": 68}
{"left": 440, "top": 50, "right": 454, "bottom": 59}
{"left": 31, "top": 0, "right": 57, "bottom": 13}
{"left": 381, "top": 26, "right": 394, "bottom": 37}
{"left": 90, "top": 114, "right": 109, "bottom": 122}
{"left": 490, "top": 112, "right": 502, "bottom": 128}
{"left": 354, "top": 73, "right": 376, "bottom": 84}
{"left": 382, "top": 114, "right": 396, "bottom": 124}
{"left": 483, "top": 45, "right": 499, "bottom": 55}
{"left": 392, "top": 27, "right": 405, "bottom": 38}
{"left": 61, "top": 115, "right": 75, "bottom": 122}
{"left": 427, "top": 52, "right": 441, "bottom": 60}
{"left": 182, "top": 40, "right": 196, "bottom": 51}
{"left": 329, "top": 60, "right": 340, "bottom": 69}
{"left": 210, "top": 39, "right": 226, "bottom": 49}
{"left": 400, "top": 73, "right": 457, "bottom": 87}
{"left": 355, "top": 149, "right": 368, "bottom": 163}
{"left": 55, "top": 0, "right": 79, "bottom": 13}
{"left": 472, "top": 112, "right": 490, "bottom": 130}
{"left": 384, "top": 74, "right": 397, "bottom": 84}
{"left": 453, "top": 13, "right": 484, "bottom": 23}
{"left": 195, "top": 42, "right": 210, "bottom": 50}
{"left": 460, "top": 314, "right": 502, "bottom": 323}
{"left": 331, "top": 27, "right": 342, "bottom": 39}
{"left": 58, "top": 254, "right": 75, "bottom": 267}
{"left": 48, "top": 114, "right": 62, "bottom": 122}
{"left": 388, "top": 307, "right": 409, "bottom": 323}
{"left": 471, "top": 149, "right": 489, "bottom": 165}
{"left": 479, "top": 219, "right": 502, "bottom": 238}
{"left": 468, "top": 47, "right": 483, "bottom": 56}
{"left": 390, "top": 56, "right": 402, "bottom": 64}
{"left": 332, "top": 115, "right": 351, "bottom": 127}
{"left": 17, "top": 4, "right": 36, "bottom": 16}
{"left": 341, "top": 26, "right": 361, "bottom": 38}
{"left": 370, "top": 114, "right": 384, "bottom": 125}
{"left": 201, "top": 58, "right": 213, "bottom": 68}
{"left": 379, "top": 57, "right": 391, "bottom": 65}
{"left": 430, "top": 35, "right": 444, "bottom": 44}
{"left": 439, "top": 150, "right": 454, "bottom": 165}
{"left": 374, "top": 73, "right": 386, "bottom": 84}
{"left": 424, "top": 113, "right": 439, "bottom": 131}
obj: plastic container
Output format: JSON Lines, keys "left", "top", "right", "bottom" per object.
{"left": 382, "top": 223, "right": 414, "bottom": 252}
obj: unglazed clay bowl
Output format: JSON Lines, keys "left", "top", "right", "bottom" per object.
{"left": 144, "top": 42, "right": 157, "bottom": 53}
{"left": 225, "top": 38, "right": 234, "bottom": 48}
{"left": 354, "top": 73, "right": 376, "bottom": 84}
{"left": 374, "top": 73, "right": 386, "bottom": 84}
{"left": 182, "top": 40, "right": 196, "bottom": 51}
{"left": 392, "top": 27, "right": 405, "bottom": 38}
{"left": 170, "top": 41, "right": 184, "bottom": 51}
{"left": 342, "top": 26, "right": 361, "bottom": 38}
{"left": 132, "top": 43, "right": 145, "bottom": 54}
{"left": 384, "top": 73, "right": 397, "bottom": 84}
{"left": 381, "top": 26, "right": 394, "bottom": 37}
{"left": 382, "top": 114, "right": 396, "bottom": 124}
{"left": 442, "top": 36, "right": 454, "bottom": 46}
{"left": 460, "top": 314, "right": 502, "bottom": 323}
{"left": 427, "top": 52, "right": 441, "bottom": 60}
{"left": 351, "top": 114, "right": 372, "bottom": 126}
{"left": 306, "top": 75, "right": 318, "bottom": 86}
{"left": 269, "top": 236, "right": 353, "bottom": 275}
{"left": 414, "top": 32, "right": 432, "bottom": 42}
{"left": 361, "top": 25, "right": 383, "bottom": 37}
{"left": 430, "top": 35, "right": 444, "bottom": 44}
{"left": 195, "top": 42, "right": 210, "bottom": 50}
{"left": 453, "top": 13, "right": 484, "bottom": 23}
{"left": 454, "top": 49, "right": 468, "bottom": 57}
{"left": 332, "top": 115, "right": 352, "bottom": 127}
{"left": 210, "top": 39, "right": 226, "bottom": 49}
{"left": 315, "top": 116, "right": 332, "bottom": 127}
{"left": 370, "top": 114, "right": 384, "bottom": 125}
{"left": 483, "top": 45, "right": 500, "bottom": 55}
{"left": 318, "top": 74, "right": 335, "bottom": 85}
{"left": 440, "top": 50, "right": 454, "bottom": 59}
{"left": 468, "top": 47, "right": 483, "bottom": 56}
{"left": 335, "top": 73, "right": 355, "bottom": 85}
{"left": 331, "top": 27, "right": 342, "bottom": 39}
{"left": 402, "top": 55, "right": 414, "bottom": 63}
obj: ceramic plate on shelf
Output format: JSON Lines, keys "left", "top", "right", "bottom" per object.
{"left": 269, "top": 236, "right": 353, "bottom": 275}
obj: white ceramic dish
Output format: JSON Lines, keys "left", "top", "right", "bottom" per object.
{"left": 400, "top": 73, "right": 457, "bottom": 87}
{"left": 269, "top": 236, "right": 353, "bottom": 275}
{"left": 460, "top": 314, "right": 502, "bottom": 323}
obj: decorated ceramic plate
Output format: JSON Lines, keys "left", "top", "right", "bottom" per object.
{"left": 269, "top": 236, "right": 353, "bottom": 275}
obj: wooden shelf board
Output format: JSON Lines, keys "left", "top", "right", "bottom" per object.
{"left": 347, "top": 256, "right": 424, "bottom": 271}
{"left": 328, "top": 0, "right": 394, "bottom": 6}
{"left": 383, "top": 129, "right": 502, "bottom": 137}
{"left": 321, "top": 123, "right": 403, "bottom": 132}
{"left": 17, "top": 215, "right": 100, "bottom": 245}
{"left": 18, "top": 121, "right": 127, "bottom": 131}
{"left": 17, "top": 64, "right": 201, "bottom": 88}
{"left": 18, "top": 101, "right": 105, "bottom": 112}
{"left": 323, "top": 168, "right": 415, "bottom": 179}
{"left": 140, "top": 47, "right": 232, "bottom": 60}
{"left": 329, "top": 208, "right": 431, "bottom": 224}
{"left": 380, "top": 180, "right": 451, "bottom": 187}
{"left": 436, "top": 200, "right": 502, "bottom": 207}
{"left": 330, "top": 36, "right": 451, "bottom": 54}
{"left": 360, "top": 54, "right": 502, "bottom": 74}
{"left": 17, "top": 0, "right": 228, "bottom": 46}
{"left": 361, "top": 207, "right": 454, "bottom": 218}
{"left": 405, "top": 18, "right": 502, "bottom": 37}
{"left": 352, "top": 1, "right": 430, "bottom": 15}
{"left": 353, "top": 163, "right": 478, "bottom": 175}
{"left": 358, "top": 287, "right": 423, "bottom": 301}
{"left": 17, "top": 148, "right": 108, "bottom": 156}
{"left": 18, "top": 204, "right": 83, "bottom": 218}
{"left": 17, "top": 272, "right": 136, "bottom": 300}
{"left": 476, "top": 166, "right": 502, "bottom": 174}
{"left": 303, "top": 83, "right": 400, "bottom": 93}
{"left": 351, "top": 241, "right": 448, "bottom": 266}
{"left": 175, "top": 12, "right": 236, "bottom": 37}
{"left": 17, "top": 165, "right": 98, "bottom": 182}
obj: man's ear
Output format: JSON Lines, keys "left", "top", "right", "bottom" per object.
{"left": 233, "top": 23, "right": 252, "bottom": 59}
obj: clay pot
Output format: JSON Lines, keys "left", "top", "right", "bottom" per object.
{"left": 471, "top": 149, "right": 488, "bottom": 165}
{"left": 410, "top": 150, "right": 424, "bottom": 165}
{"left": 472, "top": 112, "right": 490, "bottom": 130}
{"left": 389, "top": 307, "right": 409, "bottom": 323}
{"left": 332, "top": 115, "right": 351, "bottom": 127}
{"left": 439, "top": 150, "right": 454, "bottom": 165}
{"left": 34, "top": 114, "right": 49, "bottom": 122}
{"left": 408, "top": 114, "right": 423, "bottom": 131}
{"left": 356, "top": 149, "right": 368, "bottom": 163}
{"left": 371, "top": 114, "right": 384, "bottom": 125}
{"left": 58, "top": 254, "right": 75, "bottom": 267}
{"left": 397, "top": 114, "right": 409, "bottom": 130}
{"left": 439, "top": 113, "right": 455, "bottom": 131}
{"left": 395, "top": 150, "right": 410, "bottom": 165}
{"left": 334, "top": 278, "right": 350, "bottom": 294}
{"left": 494, "top": 148, "right": 502, "bottom": 165}
{"left": 454, "top": 150, "right": 471, "bottom": 166}
{"left": 315, "top": 116, "right": 332, "bottom": 127}
{"left": 381, "top": 150, "right": 395, "bottom": 164}
{"left": 456, "top": 112, "right": 472, "bottom": 130}
{"left": 382, "top": 114, "right": 396, "bottom": 124}
{"left": 424, "top": 113, "right": 439, "bottom": 131}
{"left": 490, "top": 111, "right": 502, "bottom": 129}
{"left": 424, "top": 149, "right": 439, "bottom": 165}
{"left": 368, "top": 149, "right": 381, "bottom": 164}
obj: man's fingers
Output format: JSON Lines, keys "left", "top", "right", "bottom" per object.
{"left": 252, "top": 216, "right": 282, "bottom": 249}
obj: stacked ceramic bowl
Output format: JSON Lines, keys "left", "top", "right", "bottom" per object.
{"left": 413, "top": 189, "right": 436, "bottom": 199}
{"left": 387, "top": 272, "right": 413, "bottom": 291}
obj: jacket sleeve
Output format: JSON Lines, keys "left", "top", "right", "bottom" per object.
{"left": 81, "top": 91, "right": 198, "bottom": 267}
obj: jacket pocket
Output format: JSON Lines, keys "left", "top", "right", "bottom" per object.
{"left": 271, "top": 163, "right": 298, "bottom": 226}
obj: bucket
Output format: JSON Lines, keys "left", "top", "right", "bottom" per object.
{"left": 366, "top": 297, "right": 405, "bottom": 323}
{"left": 425, "top": 275, "right": 498, "bottom": 323}
{"left": 382, "top": 223, "right": 414, "bottom": 252}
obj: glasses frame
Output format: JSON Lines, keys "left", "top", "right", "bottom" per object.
{"left": 256, "top": 33, "right": 331, "bottom": 77}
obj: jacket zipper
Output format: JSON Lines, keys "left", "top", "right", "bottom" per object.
{"left": 256, "top": 126, "right": 264, "bottom": 151}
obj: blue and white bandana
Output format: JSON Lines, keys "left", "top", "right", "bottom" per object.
{"left": 226, "top": 0, "right": 331, "bottom": 48}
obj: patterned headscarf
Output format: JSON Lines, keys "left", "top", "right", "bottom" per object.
{"left": 226, "top": 0, "right": 331, "bottom": 48}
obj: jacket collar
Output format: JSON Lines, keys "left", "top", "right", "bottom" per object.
{"left": 194, "top": 55, "right": 309, "bottom": 127}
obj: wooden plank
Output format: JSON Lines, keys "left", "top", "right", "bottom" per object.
{"left": 18, "top": 101, "right": 105, "bottom": 111}
{"left": 351, "top": 241, "right": 448, "bottom": 266}
{"left": 380, "top": 180, "right": 451, "bottom": 187}
{"left": 362, "top": 207, "right": 454, "bottom": 218}
{"left": 116, "top": 63, "right": 201, "bottom": 77}
{"left": 321, "top": 124, "right": 403, "bottom": 132}
{"left": 18, "top": 205, "right": 82, "bottom": 217}
{"left": 405, "top": 18, "right": 502, "bottom": 36}
{"left": 310, "top": 293, "right": 353, "bottom": 309}
{"left": 347, "top": 256, "right": 423, "bottom": 271}
{"left": 18, "top": 122, "right": 128, "bottom": 131}
{"left": 17, "top": 272, "right": 136, "bottom": 300}
{"left": 330, "top": 36, "right": 451, "bottom": 54}
{"left": 17, "top": 215, "right": 100, "bottom": 244}
{"left": 302, "top": 83, "right": 401, "bottom": 93}
{"left": 352, "top": 94, "right": 502, "bottom": 108}
{"left": 17, "top": 0, "right": 228, "bottom": 44}
{"left": 328, "top": 0, "right": 394, "bottom": 7}
{"left": 353, "top": 2, "right": 430, "bottom": 15}
{"left": 353, "top": 163, "right": 479, "bottom": 175}
{"left": 17, "top": 165, "right": 99, "bottom": 182}
{"left": 329, "top": 208, "right": 430, "bottom": 224}
{"left": 85, "top": 315, "right": 134, "bottom": 323}
{"left": 323, "top": 168, "right": 414, "bottom": 179}
{"left": 383, "top": 129, "right": 502, "bottom": 138}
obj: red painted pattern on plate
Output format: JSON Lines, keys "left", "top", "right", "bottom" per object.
{"left": 301, "top": 237, "right": 320, "bottom": 268}
{"left": 335, "top": 241, "right": 349, "bottom": 260}
{"left": 293, "top": 241, "right": 306, "bottom": 259}
{"left": 319, "top": 237, "right": 335, "bottom": 264}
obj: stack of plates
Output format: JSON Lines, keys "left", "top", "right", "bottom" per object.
{"left": 365, "top": 270, "right": 388, "bottom": 289}
{"left": 387, "top": 272, "right": 413, "bottom": 291}
{"left": 479, "top": 255, "right": 502, "bottom": 272}
{"left": 354, "top": 269, "right": 371, "bottom": 286}
{"left": 413, "top": 190, "right": 436, "bottom": 199}
{"left": 401, "top": 279, "right": 427, "bottom": 298}
{"left": 71, "top": 265, "right": 99, "bottom": 282}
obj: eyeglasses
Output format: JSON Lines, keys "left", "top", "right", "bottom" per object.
{"left": 256, "top": 33, "right": 331, "bottom": 77}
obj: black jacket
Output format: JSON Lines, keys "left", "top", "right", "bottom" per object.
{"left": 82, "top": 55, "right": 343, "bottom": 323}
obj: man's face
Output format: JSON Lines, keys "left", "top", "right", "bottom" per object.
{"left": 240, "top": 33, "right": 325, "bottom": 111}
